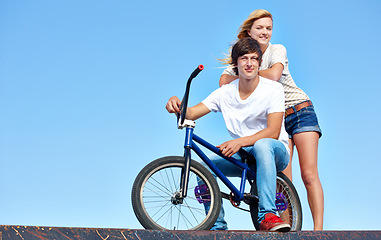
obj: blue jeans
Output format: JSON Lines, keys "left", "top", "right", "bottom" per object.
{"left": 200, "top": 138, "right": 290, "bottom": 230}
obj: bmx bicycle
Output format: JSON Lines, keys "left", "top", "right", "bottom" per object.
{"left": 131, "top": 65, "right": 302, "bottom": 231}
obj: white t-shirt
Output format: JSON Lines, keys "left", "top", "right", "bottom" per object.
{"left": 222, "top": 43, "right": 309, "bottom": 109}
{"left": 202, "top": 77, "right": 289, "bottom": 151}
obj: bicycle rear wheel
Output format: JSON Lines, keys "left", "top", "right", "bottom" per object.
{"left": 249, "top": 172, "right": 302, "bottom": 231}
{"left": 131, "top": 156, "right": 221, "bottom": 230}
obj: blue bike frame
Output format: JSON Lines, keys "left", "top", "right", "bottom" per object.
{"left": 180, "top": 126, "right": 257, "bottom": 202}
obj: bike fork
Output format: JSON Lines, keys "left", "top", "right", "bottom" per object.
{"left": 180, "top": 127, "right": 193, "bottom": 198}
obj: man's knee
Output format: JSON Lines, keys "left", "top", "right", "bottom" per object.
{"left": 253, "top": 138, "right": 274, "bottom": 153}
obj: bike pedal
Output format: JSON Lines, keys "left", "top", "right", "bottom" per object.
{"left": 276, "top": 192, "right": 288, "bottom": 211}
{"left": 194, "top": 184, "right": 210, "bottom": 204}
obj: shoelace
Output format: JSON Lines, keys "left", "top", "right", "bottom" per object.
{"left": 263, "top": 214, "right": 282, "bottom": 224}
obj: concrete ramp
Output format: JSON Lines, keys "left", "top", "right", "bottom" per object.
{"left": 1, "top": 225, "right": 380, "bottom": 240}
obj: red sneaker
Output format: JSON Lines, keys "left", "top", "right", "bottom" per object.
{"left": 259, "top": 213, "right": 291, "bottom": 232}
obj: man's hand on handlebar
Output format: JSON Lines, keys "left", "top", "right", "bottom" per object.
{"left": 166, "top": 96, "right": 181, "bottom": 114}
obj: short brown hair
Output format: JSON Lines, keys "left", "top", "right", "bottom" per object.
{"left": 231, "top": 37, "right": 263, "bottom": 75}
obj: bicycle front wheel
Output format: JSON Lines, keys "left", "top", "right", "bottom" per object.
{"left": 249, "top": 172, "right": 302, "bottom": 231}
{"left": 131, "top": 156, "right": 221, "bottom": 230}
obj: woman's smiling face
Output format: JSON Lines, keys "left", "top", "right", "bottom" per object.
{"left": 247, "top": 17, "right": 273, "bottom": 47}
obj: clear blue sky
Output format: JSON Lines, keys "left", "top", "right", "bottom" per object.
{"left": 1, "top": 0, "right": 380, "bottom": 231}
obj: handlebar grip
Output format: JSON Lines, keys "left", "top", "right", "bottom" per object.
{"left": 190, "top": 65, "right": 204, "bottom": 79}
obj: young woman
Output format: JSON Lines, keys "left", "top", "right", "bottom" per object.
{"left": 220, "top": 9, "right": 324, "bottom": 230}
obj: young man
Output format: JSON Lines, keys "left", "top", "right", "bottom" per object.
{"left": 166, "top": 37, "right": 290, "bottom": 232}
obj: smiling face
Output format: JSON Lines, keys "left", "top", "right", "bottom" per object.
{"left": 236, "top": 52, "right": 260, "bottom": 80}
{"left": 247, "top": 17, "right": 273, "bottom": 47}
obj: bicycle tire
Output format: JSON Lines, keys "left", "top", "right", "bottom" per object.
{"left": 249, "top": 172, "right": 302, "bottom": 231}
{"left": 131, "top": 156, "right": 221, "bottom": 230}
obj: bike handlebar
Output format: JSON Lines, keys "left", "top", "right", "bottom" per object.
{"left": 178, "top": 65, "right": 204, "bottom": 125}
{"left": 190, "top": 64, "right": 204, "bottom": 79}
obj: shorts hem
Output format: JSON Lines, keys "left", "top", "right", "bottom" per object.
{"left": 288, "top": 126, "right": 322, "bottom": 139}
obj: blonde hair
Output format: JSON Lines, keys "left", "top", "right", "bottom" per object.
{"left": 219, "top": 9, "right": 273, "bottom": 65}
{"left": 237, "top": 9, "right": 273, "bottom": 39}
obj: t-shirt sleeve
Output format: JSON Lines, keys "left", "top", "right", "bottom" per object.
{"left": 268, "top": 83, "right": 285, "bottom": 114}
{"left": 202, "top": 88, "right": 222, "bottom": 112}
{"left": 270, "top": 44, "right": 288, "bottom": 68}
{"left": 222, "top": 64, "right": 237, "bottom": 76}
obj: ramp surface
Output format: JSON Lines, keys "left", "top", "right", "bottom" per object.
{"left": 1, "top": 225, "right": 380, "bottom": 240}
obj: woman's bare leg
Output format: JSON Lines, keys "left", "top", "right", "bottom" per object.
{"left": 282, "top": 139, "right": 294, "bottom": 181}
{"left": 293, "top": 131, "right": 324, "bottom": 230}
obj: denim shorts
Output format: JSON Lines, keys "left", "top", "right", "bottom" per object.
{"left": 285, "top": 103, "right": 322, "bottom": 139}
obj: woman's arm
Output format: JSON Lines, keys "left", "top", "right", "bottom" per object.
{"left": 220, "top": 62, "right": 284, "bottom": 85}
{"left": 219, "top": 74, "right": 239, "bottom": 87}
{"left": 259, "top": 63, "right": 284, "bottom": 81}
